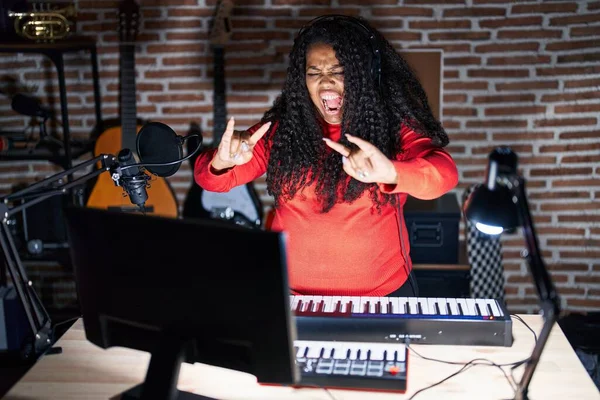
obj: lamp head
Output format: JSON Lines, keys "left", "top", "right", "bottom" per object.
{"left": 463, "top": 147, "right": 520, "bottom": 235}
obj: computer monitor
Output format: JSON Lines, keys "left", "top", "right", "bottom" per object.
{"left": 63, "top": 206, "right": 298, "bottom": 400}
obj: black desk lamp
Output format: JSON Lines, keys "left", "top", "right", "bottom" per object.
{"left": 463, "top": 147, "right": 561, "bottom": 400}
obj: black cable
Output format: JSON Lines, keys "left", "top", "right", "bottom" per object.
{"left": 52, "top": 315, "right": 81, "bottom": 329}
{"left": 405, "top": 314, "right": 539, "bottom": 399}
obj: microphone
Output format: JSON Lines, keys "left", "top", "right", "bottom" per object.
{"left": 113, "top": 148, "right": 150, "bottom": 212}
{"left": 136, "top": 121, "right": 203, "bottom": 177}
{"left": 11, "top": 93, "right": 52, "bottom": 119}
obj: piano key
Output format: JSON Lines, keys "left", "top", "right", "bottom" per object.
{"left": 475, "top": 299, "right": 490, "bottom": 316}
{"left": 447, "top": 298, "right": 459, "bottom": 315}
{"left": 456, "top": 298, "right": 468, "bottom": 315}
{"left": 465, "top": 298, "right": 478, "bottom": 316}
{"left": 408, "top": 298, "right": 418, "bottom": 314}
{"left": 369, "top": 344, "right": 385, "bottom": 361}
{"left": 486, "top": 299, "right": 503, "bottom": 317}
{"left": 323, "top": 297, "right": 333, "bottom": 313}
{"left": 417, "top": 298, "right": 430, "bottom": 314}
{"left": 306, "top": 345, "right": 323, "bottom": 359}
{"left": 436, "top": 298, "right": 448, "bottom": 315}
{"left": 427, "top": 298, "right": 438, "bottom": 315}
{"left": 351, "top": 297, "right": 361, "bottom": 313}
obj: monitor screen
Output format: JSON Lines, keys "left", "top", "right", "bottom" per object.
{"left": 63, "top": 206, "right": 298, "bottom": 398}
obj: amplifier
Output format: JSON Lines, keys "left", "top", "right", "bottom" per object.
{"left": 403, "top": 193, "right": 461, "bottom": 264}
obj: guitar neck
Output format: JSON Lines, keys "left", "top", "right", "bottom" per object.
{"left": 212, "top": 46, "right": 227, "bottom": 146}
{"left": 120, "top": 42, "right": 138, "bottom": 153}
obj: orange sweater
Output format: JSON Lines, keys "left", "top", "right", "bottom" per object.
{"left": 194, "top": 121, "right": 458, "bottom": 296}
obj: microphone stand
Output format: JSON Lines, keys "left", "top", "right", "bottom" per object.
{"left": 0, "top": 153, "right": 116, "bottom": 360}
{"left": 502, "top": 175, "right": 561, "bottom": 400}
{"left": 0, "top": 130, "right": 202, "bottom": 361}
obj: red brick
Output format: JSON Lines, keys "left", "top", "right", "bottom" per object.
{"left": 487, "top": 55, "right": 551, "bottom": 65}
{"left": 564, "top": 78, "right": 600, "bottom": 88}
{"left": 558, "top": 52, "right": 600, "bottom": 64}
{"left": 553, "top": 179, "right": 600, "bottom": 188}
{"left": 534, "top": 117, "right": 597, "bottom": 127}
{"left": 555, "top": 104, "right": 600, "bottom": 114}
{"left": 429, "top": 31, "right": 491, "bottom": 41}
{"left": 484, "top": 106, "right": 546, "bottom": 116}
{"left": 443, "top": 7, "right": 505, "bottom": 17}
{"left": 496, "top": 81, "right": 559, "bottom": 91}
{"left": 512, "top": 3, "right": 578, "bottom": 14}
{"left": 468, "top": 69, "right": 529, "bottom": 78}
{"left": 475, "top": 42, "right": 539, "bottom": 52}
{"left": 570, "top": 26, "right": 600, "bottom": 37}
{"left": 371, "top": 7, "right": 434, "bottom": 17}
{"left": 473, "top": 94, "right": 536, "bottom": 103}
{"left": 479, "top": 16, "right": 543, "bottom": 28}
{"left": 497, "top": 29, "right": 563, "bottom": 39}
{"left": 492, "top": 132, "right": 554, "bottom": 141}
{"left": 550, "top": 13, "right": 600, "bottom": 26}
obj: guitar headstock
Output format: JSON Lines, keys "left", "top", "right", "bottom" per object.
{"left": 118, "top": 0, "right": 140, "bottom": 44}
{"left": 209, "top": 0, "right": 234, "bottom": 48}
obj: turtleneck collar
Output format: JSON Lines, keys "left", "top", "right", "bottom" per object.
{"left": 318, "top": 117, "right": 342, "bottom": 141}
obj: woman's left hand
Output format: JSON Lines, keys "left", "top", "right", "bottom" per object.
{"left": 323, "top": 134, "right": 398, "bottom": 184}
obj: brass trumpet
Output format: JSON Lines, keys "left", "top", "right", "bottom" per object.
{"left": 8, "top": 2, "right": 77, "bottom": 41}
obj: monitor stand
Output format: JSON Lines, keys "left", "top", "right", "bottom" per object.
{"left": 119, "top": 333, "right": 218, "bottom": 400}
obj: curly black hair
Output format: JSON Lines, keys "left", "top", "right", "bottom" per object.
{"left": 261, "top": 15, "right": 448, "bottom": 213}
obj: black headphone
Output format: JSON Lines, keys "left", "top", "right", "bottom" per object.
{"left": 296, "top": 14, "right": 382, "bottom": 90}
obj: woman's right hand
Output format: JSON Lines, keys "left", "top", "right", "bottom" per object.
{"left": 211, "top": 117, "right": 272, "bottom": 171}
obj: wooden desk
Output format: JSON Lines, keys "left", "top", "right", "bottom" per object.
{"left": 5, "top": 316, "right": 599, "bottom": 400}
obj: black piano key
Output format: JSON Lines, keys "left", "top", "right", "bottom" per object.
{"left": 487, "top": 304, "right": 494, "bottom": 317}
{"left": 417, "top": 302, "right": 423, "bottom": 314}
{"left": 434, "top": 303, "right": 441, "bottom": 315}
{"left": 297, "top": 300, "right": 303, "bottom": 312}
{"left": 307, "top": 300, "right": 314, "bottom": 313}
{"left": 375, "top": 302, "right": 382, "bottom": 314}
{"left": 475, "top": 303, "right": 482, "bottom": 316}
{"left": 458, "top": 302, "right": 464, "bottom": 315}
{"left": 406, "top": 303, "right": 411, "bottom": 314}
{"left": 335, "top": 300, "right": 342, "bottom": 313}
{"left": 364, "top": 301, "right": 371, "bottom": 314}
{"left": 316, "top": 300, "right": 325, "bottom": 313}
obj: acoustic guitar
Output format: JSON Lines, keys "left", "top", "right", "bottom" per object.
{"left": 86, "top": 0, "right": 178, "bottom": 218}
{"left": 182, "top": 0, "right": 263, "bottom": 228}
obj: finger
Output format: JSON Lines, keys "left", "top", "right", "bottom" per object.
{"left": 342, "top": 157, "right": 364, "bottom": 181}
{"left": 249, "top": 121, "right": 272, "bottom": 145}
{"left": 323, "top": 138, "right": 351, "bottom": 157}
{"left": 345, "top": 134, "right": 378, "bottom": 157}
{"left": 229, "top": 130, "right": 243, "bottom": 160}
{"left": 220, "top": 117, "right": 235, "bottom": 148}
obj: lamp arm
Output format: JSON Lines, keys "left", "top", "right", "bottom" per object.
{"left": 510, "top": 176, "right": 561, "bottom": 400}
{"left": 0, "top": 153, "right": 116, "bottom": 360}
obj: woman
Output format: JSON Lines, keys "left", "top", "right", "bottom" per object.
{"left": 194, "top": 15, "right": 458, "bottom": 297}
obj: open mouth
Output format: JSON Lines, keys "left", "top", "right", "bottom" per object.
{"left": 320, "top": 92, "right": 343, "bottom": 116}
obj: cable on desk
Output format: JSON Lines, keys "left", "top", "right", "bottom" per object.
{"left": 404, "top": 314, "right": 539, "bottom": 400}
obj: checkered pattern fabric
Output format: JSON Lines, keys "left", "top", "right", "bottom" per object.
{"left": 462, "top": 185, "right": 506, "bottom": 301}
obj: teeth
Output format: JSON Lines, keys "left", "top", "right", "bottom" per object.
{"left": 321, "top": 95, "right": 340, "bottom": 100}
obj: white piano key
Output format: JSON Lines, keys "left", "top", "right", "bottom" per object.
{"left": 291, "top": 296, "right": 300, "bottom": 312}
{"left": 398, "top": 297, "right": 408, "bottom": 314}
{"left": 312, "top": 296, "right": 323, "bottom": 312}
{"left": 456, "top": 298, "right": 469, "bottom": 315}
{"left": 465, "top": 298, "right": 478, "bottom": 315}
{"left": 486, "top": 299, "right": 503, "bottom": 317}
{"left": 296, "top": 345, "right": 307, "bottom": 358}
{"left": 427, "top": 298, "right": 439, "bottom": 315}
{"left": 408, "top": 297, "right": 419, "bottom": 314}
{"left": 475, "top": 298, "right": 490, "bottom": 316}
{"left": 447, "top": 298, "right": 460, "bottom": 315}
{"left": 395, "top": 346, "right": 406, "bottom": 362}
{"left": 348, "top": 346, "right": 359, "bottom": 360}
{"left": 436, "top": 298, "right": 448, "bottom": 315}
{"left": 390, "top": 297, "right": 400, "bottom": 314}
{"left": 340, "top": 296, "right": 351, "bottom": 313}
{"left": 417, "top": 297, "right": 430, "bottom": 314}
{"left": 369, "top": 344, "right": 385, "bottom": 361}
{"left": 321, "top": 345, "right": 334, "bottom": 359}
{"left": 332, "top": 344, "right": 348, "bottom": 360}
{"left": 306, "top": 345, "right": 323, "bottom": 359}
{"left": 322, "top": 296, "right": 333, "bottom": 313}
{"left": 351, "top": 296, "right": 361, "bottom": 313}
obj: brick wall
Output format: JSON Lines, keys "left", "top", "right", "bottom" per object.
{"left": 0, "top": 0, "right": 598, "bottom": 314}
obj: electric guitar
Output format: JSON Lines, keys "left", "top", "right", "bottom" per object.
{"left": 182, "top": 0, "right": 263, "bottom": 228}
{"left": 86, "top": 0, "right": 178, "bottom": 218}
